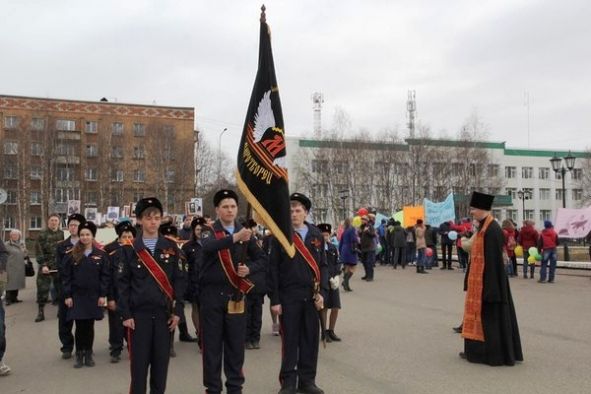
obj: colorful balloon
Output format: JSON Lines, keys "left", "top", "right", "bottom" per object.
{"left": 535, "top": 253, "right": 542, "bottom": 261}
{"left": 358, "top": 207, "right": 368, "bottom": 216}
{"left": 352, "top": 216, "right": 362, "bottom": 228}
{"left": 425, "top": 247, "right": 433, "bottom": 257}
{"left": 527, "top": 255, "right": 536, "bottom": 265}
{"left": 514, "top": 245, "right": 523, "bottom": 257}
{"left": 448, "top": 231, "right": 458, "bottom": 241}
{"left": 528, "top": 247, "right": 538, "bottom": 256}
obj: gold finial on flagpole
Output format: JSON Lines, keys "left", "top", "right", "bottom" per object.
{"left": 260, "top": 4, "right": 266, "bottom": 23}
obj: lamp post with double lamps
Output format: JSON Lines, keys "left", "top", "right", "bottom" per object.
{"left": 517, "top": 188, "right": 532, "bottom": 223}
{"left": 338, "top": 189, "right": 349, "bottom": 222}
{"left": 549, "top": 151, "right": 576, "bottom": 261}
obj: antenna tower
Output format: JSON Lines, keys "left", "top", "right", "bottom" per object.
{"left": 312, "top": 92, "right": 324, "bottom": 136}
{"left": 407, "top": 90, "right": 416, "bottom": 138}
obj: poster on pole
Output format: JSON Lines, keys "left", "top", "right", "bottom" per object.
{"left": 84, "top": 207, "right": 98, "bottom": 222}
{"left": 402, "top": 205, "right": 425, "bottom": 227}
{"left": 107, "top": 206, "right": 120, "bottom": 222}
{"left": 67, "top": 200, "right": 81, "bottom": 215}
{"left": 190, "top": 197, "right": 203, "bottom": 216}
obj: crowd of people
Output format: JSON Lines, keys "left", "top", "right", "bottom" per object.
{"left": 0, "top": 188, "right": 572, "bottom": 389}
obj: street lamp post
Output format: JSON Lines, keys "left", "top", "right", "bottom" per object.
{"left": 517, "top": 188, "right": 532, "bottom": 223}
{"left": 550, "top": 151, "right": 576, "bottom": 261}
{"left": 338, "top": 189, "right": 349, "bottom": 222}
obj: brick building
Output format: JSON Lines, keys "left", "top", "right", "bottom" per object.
{"left": 0, "top": 95, "right": 196, "bottom": 239}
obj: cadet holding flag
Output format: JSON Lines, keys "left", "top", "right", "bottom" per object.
{"left": 117, "top": 198, "right": 187, "bottom": 394}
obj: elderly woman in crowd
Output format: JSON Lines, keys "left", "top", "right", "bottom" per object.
{"left": 4, "top": 230, "right": 28, "bottom": 305}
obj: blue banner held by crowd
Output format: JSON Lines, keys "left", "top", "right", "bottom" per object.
{"left": 424, "top": 193, "right": 455, "bottom": 226}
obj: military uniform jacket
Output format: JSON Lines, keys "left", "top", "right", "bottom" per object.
{"left": 181, "top": 238, "right": 202, "bottom": 303}
{"left": 326, "top": 242, "right": 341, "bottom": 278}
{"left": 56, "top": 237, "right": 77, "bottom": 275}
{"left": 104, "top": 240, "right": 123, "bottom": 301}
{"left": 62, "top": 247, "right": 110, "bottom": 321}
{"left": 268, "top": 223, "right": 328, "bottom": 306}
{"left": 117, "top": 236, "right": 187, "bottom": 320}
{"left": 200, "top": 220, "right": 267, "bottom": 293}
{"left": 35, "top": 228, "right": 65, "bottom": 270}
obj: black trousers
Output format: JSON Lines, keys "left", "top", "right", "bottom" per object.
{"left": 279, "top": 298, "right": 319, "bottom": 388}
{"left": 128, "top": 312, "right": 171, "bottom": 394}
{"left": 108, "top": 309, "right": 125, "bottom": 356}
{"left": 5, "top": 290, "right": 18, "bottom": 302}
{"left": 246, "top": 294, "right": 264, "bottom": 343}
{"left": 200, "top": 289, "right": 246, "bottom": 394}
{"left": 441, "top": 244, "right": 453, "bottom": 268}
{"left": 392, "top": 247, "right": 406, "bottom": 267}
{"left": 74, "top": 319, "right": 95, "bottom": 352}
{"left": 58, "top": 297, "right": 74, "bottom": 353}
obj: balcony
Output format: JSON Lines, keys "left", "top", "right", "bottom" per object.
{"left": 57, "top": 131, "right": 81, "bottom": 140}
{"left": 55, "top": 156, "right": 80, "bottom": 165}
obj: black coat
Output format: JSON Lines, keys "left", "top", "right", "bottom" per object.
{"left": 56, "top": 237, "right": 76, "bottom": 274}
{"left": 326, "top": 242, "right": 341, "bottom": 277}
{"left": 61, "top": 247, "right": 110, "bottom": 321}
{"left": 117, "top": 236, "right": 187, "bottom": 320}
{"left": 200, "top": 220, "right": 267, "bottom": 294}
{"left": 181, "top": 238, "right": 202, "bottom": 303}
{"left": 464, "top": 218, "right": 523, "bottom": 366}
{"left": 104, "top": 239, "right": 123, "bottom": 302}
{"left": 268, "top": 223, "right": 328, "bottom": 305}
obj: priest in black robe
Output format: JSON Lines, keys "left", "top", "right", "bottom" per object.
{"left": 460, "top": 191, "right": 523, "bottom": 366}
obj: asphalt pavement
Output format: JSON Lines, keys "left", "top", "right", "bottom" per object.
{"left": 2, "top": 264, "right": 590, "bottom": 394}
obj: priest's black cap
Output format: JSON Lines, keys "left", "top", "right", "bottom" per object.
{"left": 159, "top": 223, "right": 178, "bottom": 237}
{"left": 318, "top": 223, "right": 332, "bottom": 233}
{"left": 290, "top": 193, "right": 311, "bottom": 211}
{"left": 190, "top": 217, "right": 207, "bottom": 230}
{"left": 469, "top": 191, "right": 495, "bottom": 211}
{"left": 67, "top": 213, "right": 86, "bottom": 225}
{"left": 78, "top": 221, "right": 97, "bottom": 237}
{"left": 135, "top": 197, "right": 163, "bottom": 217}
{"left": 213, "top": 189, "right": 239, "bottom": 207}
{"left": 115, "top": 221, "right": 136, "bottom": 237}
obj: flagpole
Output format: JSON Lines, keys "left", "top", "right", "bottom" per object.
{"left": 260, "top": 4, "right": 266, "bottom": 23}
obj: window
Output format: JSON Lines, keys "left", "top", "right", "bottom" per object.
{"left": 85, "top": 168, "right": 98, "bottom": 181}
{"left": 112, "top": 169, "right": 124, "bottom": 182}
{"left": 133, "top": 169, "right": 145, "bottom": 182}
{"left": 505, "top": 166, "right": 516, "bottom": 179}
{"left": 572, "top": 168, "right": 582, "bottom": 180}
{"left": 539, "top": 210, "right": 552, "bottom": 222}
{"left": 506, "top": 187, "right": 517, "bottom": 199}
{"left": 56, "top": 119, "right": 76, "bottom": 131}
{"left": 3, "top": 163, "right": 18, "bottom": 179}
{"left": 523, "top": 187, "right": 534, "bottom": 197}
{"left": 30, "top": 216, "right": 42, "bottom": 229}
{"left": 57, "top": 166, "right": 77, "bottom": 181}
{"left": 31, "top": 118, "right": 45, "bottom": 130}
{"left": 555, "top": 189, "right": 565, "bottom": 201}
{"left": 54, "top": 188, "right": 80, "bottom": 203}
{"left": 555, "top": 171, "right": 562, "bottom": 180}
{"left": 4, "top": 217, "right": 16, "bottom": 229}
{"left": 165, "top": 170, "right": 175, "bottom": 183}
{"left": 539, "top": 188, "right": 550, "bottom": 200}
{"left": 133, "top": 192, "right": 144, "bottom": 202}
{"left": 521, "top": 167, "right": 533, "bottom": 179}
{"left": 85, "top": 121, "right": 98, "bottom": 133}
{"left": 488, "top": 164, "right": 499, "bottom": 177}
{"left": 112, "top": 122, "right": 124, "bottom": 135}
{"left": 31, "top": 142, "right": 43, "bottom": 156}
{"left": 133, "top": 146, "right": 145, "bottom": 159}
{"left": 488, "top": 187, "right": 500, "bottom": 195}
{"left": 55, "top": 143, "right": 77, "bottom": 156}
{"left": 133, "top": 123, "right": 145, "bottom": 137}
{"left": 311, "top": 160, "right": 328, "bottom": 173}
{"left": 524, "top": 210, "right": 535, "bottom": 220}
{"left": 573, "top": 189, "right": 583, "bottom": 201}
{"left": 311, "top": 183, "right": 328, "bottom": 198}
{"left": 111, "top": 146, "right": 124, "bottom": 158}
{"left": 315, "top": 208, "right": 328, "bottom": 223}
{"left": 3, "top": 141, "right": 18, "bottom": 154}
{"left": 85, "top": 191, "right": 98, "bottom": 205}
{"left": 30, "top": 166, "right": 42, "bottom": 179}
{"left": 4, "top": 116, "right": 19, "bottom": 129}
{"left": 468, "top": 163, "right": 477, "bottom": 177}
{"left": 30, "top": 191, "right": 41, "bottom": 205}
{"left": 506, "top": 209, "right": 518, "bottom": 222}
{"left": 86, "top": 144, "right": 98, "bottom": 157}
{"left": 539, "top": 167, "right": 550, "bottom": 180}
{"left": 334, "top": 161, "right": 347, "bottom": 174}
{"left": 5, "top": 190, "right": 17, "bottom": 204}
{"left": 452, "top": 162, "right": 464, "bottom": 173}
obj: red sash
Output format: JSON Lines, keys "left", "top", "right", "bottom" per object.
{"left": 133, "top": 244, "right": 174, "bottom": 302}
{"left": 213, "top": 231, "right": 255, "bottom": 294}
{"left": 293, "top": 233, "right": 321, "bottom": 286}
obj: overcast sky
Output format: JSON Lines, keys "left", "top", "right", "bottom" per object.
{"left": 2, "top": 0, "right": 590, "bottom": 157}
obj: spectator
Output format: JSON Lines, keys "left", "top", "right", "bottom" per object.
{"left": 388, "top": 221, "right": 407, "bottom": 269}
{"left": 518, "top": 220, "right": 539, "bottom": 279}
{"left": 501, "top": 220, "right": 518, "bottom": 277}
{"left": 539, "top": 221, "right": 559, "bottom": 283}
{"left": 414, "top": 220, "right": 428, "bottom": 274}
{"left": 359, "top": 216, "right": 377, "bottom": 282}
{"left": 0, "top": 238, "right": 10, "bottom": 376}
{"left": 4, "top": 230, "right": 28, "bottom": 305}
{"left": 405, "top": 226, "right": 416, "bottom": 266}
{"left": 439, "top": 221, "right": 454, "bottom": 270}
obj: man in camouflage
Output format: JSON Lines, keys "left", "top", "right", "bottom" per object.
{"left": 34, "top": 214, "right": 64, "bottom": 322}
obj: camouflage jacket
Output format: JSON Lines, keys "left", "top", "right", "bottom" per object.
{"left": 35, "top": 228, "right": 65, "bottom": 269}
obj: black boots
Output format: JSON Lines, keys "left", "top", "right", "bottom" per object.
{"left": 326, "top": 330, "right": 341, "bottom": 342}
{"left": 179, "top": 322, "right": 198, "bottom": 342}
{"left": 35, "top": 305, "right": 45, "bottom": 322}
{"left": 342, "top": 272, "right": 353, "bottom": 291}
{"left": 84, "top": 350, "right": 95, "bottom": 367}
{"left": 417, "top": 266, "right": 428, "bottom": 274}
{"left": 74, "top": 352, "right": 84, "bottom": 368}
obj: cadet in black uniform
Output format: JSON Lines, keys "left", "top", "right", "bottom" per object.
{"left": 117, "top": 198, "right": 187, "bottom": 394}
{"left": 244, "top": 218, "right": 268, "bottom": 350}
{"left": 56, "top": 213, "right": 85, "bottom": 359}
{"left": 199, "top": 189, "right": 267, "bottom": 394}
{"left": 317, "top": 224, "right": 342, "bottom": 343}
{"left": 269, "top": 193, "right": 328, "bottom": 394}
{"left": 181, "top": 216, "right": 207, "bottom": 349}
{"left": 62, "top": 221, "right": 109, "bottom": 368}
{"left": 103, "top": 220, "right": 136, "bottom": 363}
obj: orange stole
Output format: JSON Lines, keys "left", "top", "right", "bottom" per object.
{"left": 461, "top": 215, "right": 494, "bottom": 342}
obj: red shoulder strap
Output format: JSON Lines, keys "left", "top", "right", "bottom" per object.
{"left": 293, "top": 234, "right": 321, "bottom": 284}
{"left": 133, "top": 244, "right": 174, "bottom": 302}
{"left": 213, "top": 231, "right": 255, "bottom": 294}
